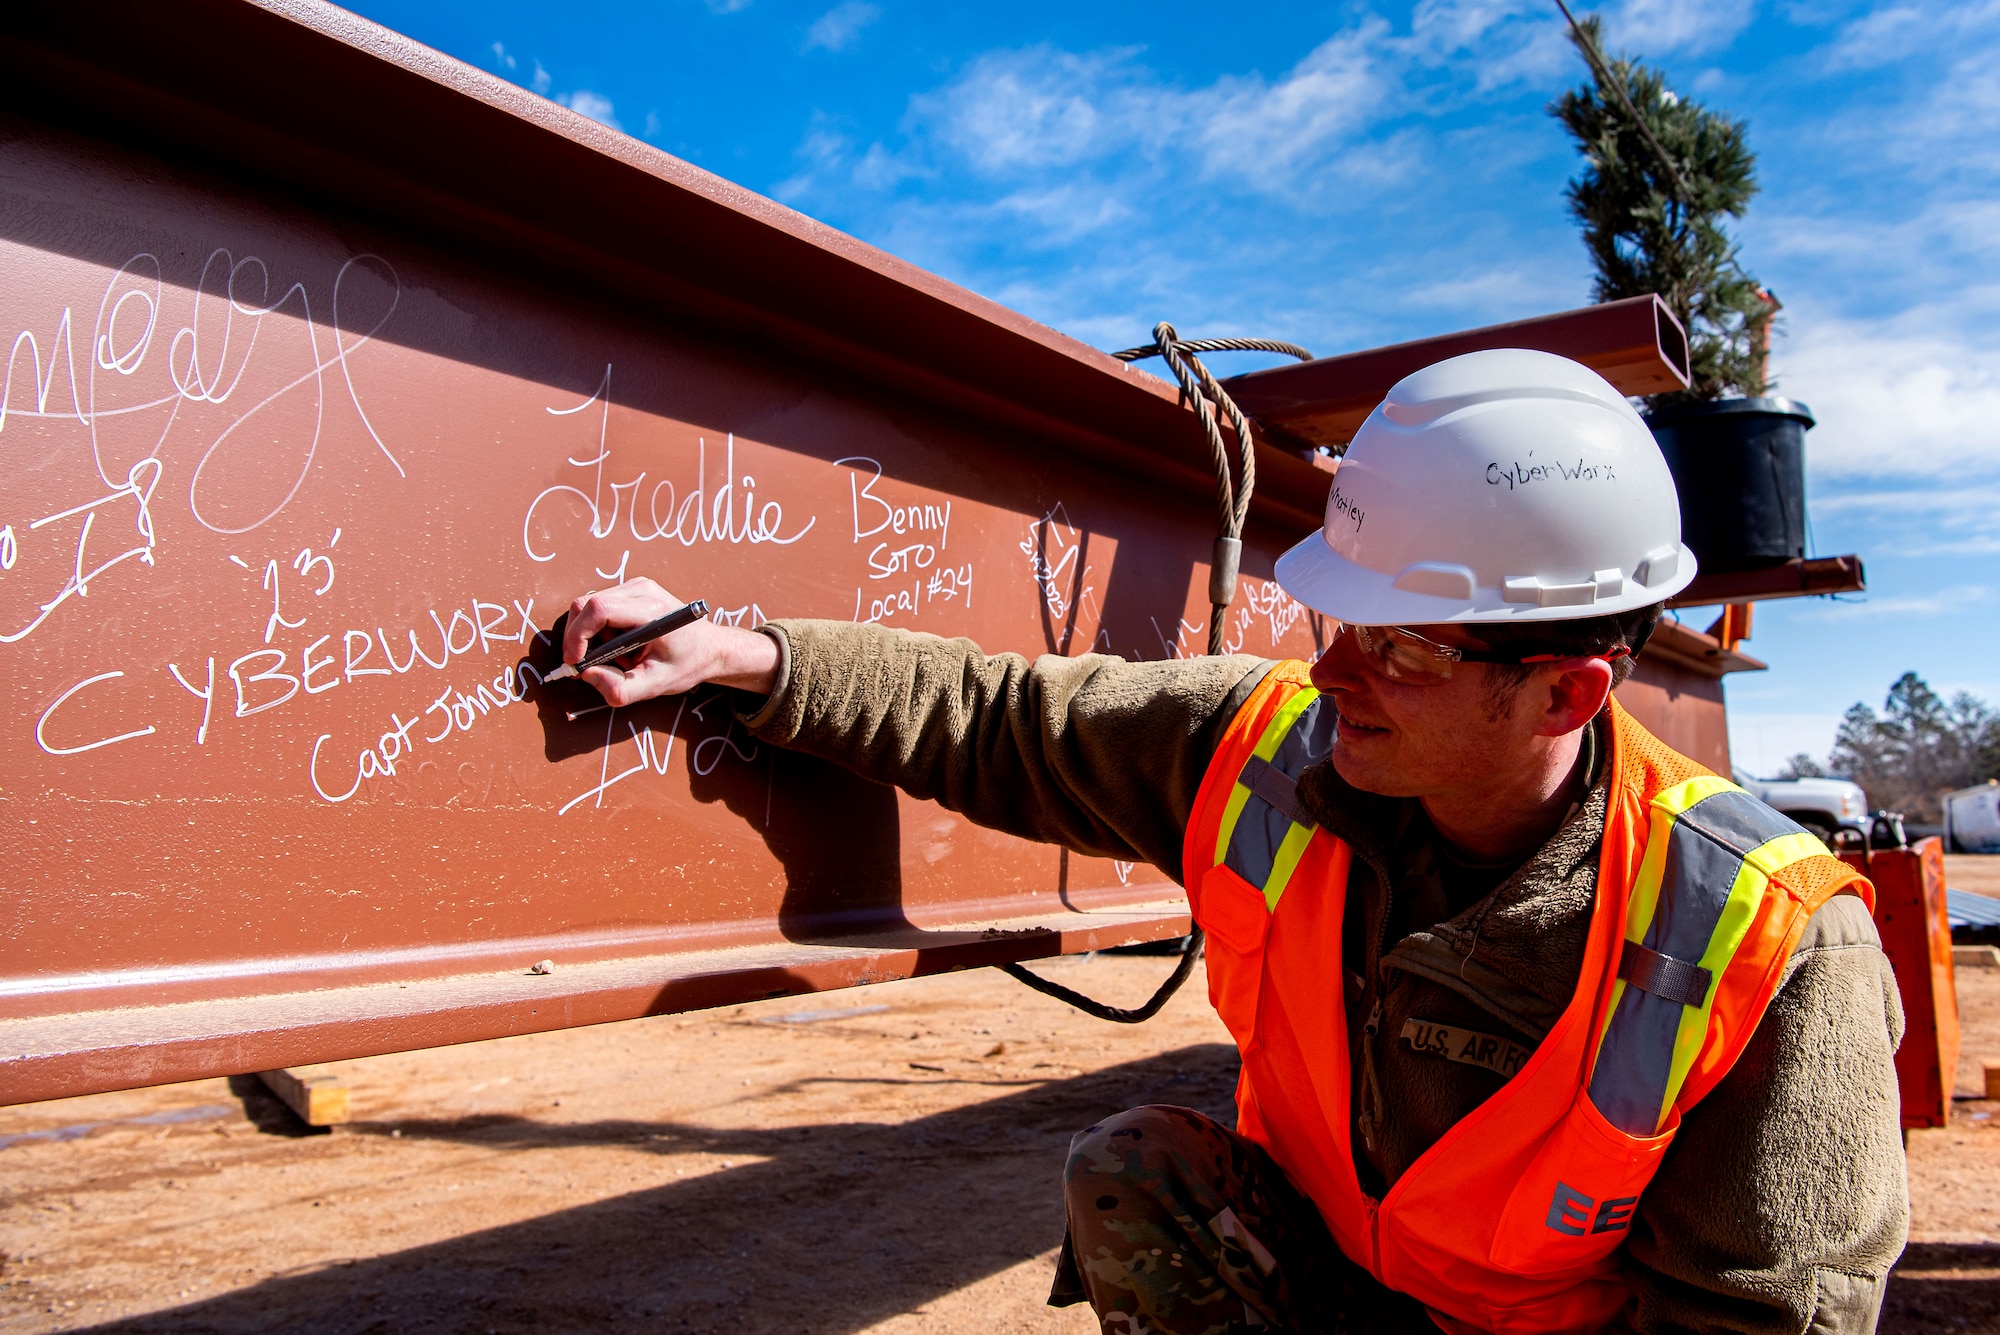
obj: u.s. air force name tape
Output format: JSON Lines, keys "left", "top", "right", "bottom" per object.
{"left": 1400, "top": 1018, "right": 1530, "bottom": 1080}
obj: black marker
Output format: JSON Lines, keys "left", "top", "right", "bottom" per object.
{"left": 541, "top": 600, "right": 710, "bottom": 683}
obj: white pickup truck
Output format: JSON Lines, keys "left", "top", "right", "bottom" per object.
{"left": 1945, "top": 782, "right": 2000, "bottom": 853}
{"left": 1735, "top": 773, "right": 1869, "bottom": 841}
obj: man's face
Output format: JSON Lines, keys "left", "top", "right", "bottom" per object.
{"left": 1308, "top": 623, "right": 1545, "bottom": 799}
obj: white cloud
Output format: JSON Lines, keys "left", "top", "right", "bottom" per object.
{"left": 861, "top": 0, "right": 1742, "bottom": 221}
{"left": 1609, "top": 0, "right": 1760, "bottom": 55}
{"left": 1822, "top": 3, "right": 1926, "bottom": 67}
{"left": 1793, "top": 54, "right": 2000, "bottom": 183}
{"left": 769, "top": 18, "right": 1607, "bottom": 348}
{"left": 991, "top": 183, "right": 1135, "bottom": 244}
{"left": 644, "top": 109, "right": 662, "bottom": 139}
{"left": 769, "top": 118, "right": 851, "bottom": 199}
{"left": 1824, "top": 0, "right": 2000, "bottom": 69}
{"left": 914, "top": 47, "right": 1152, "bottom": 173}
{"left": 1399, "top": 252, "right": 1578, "bottom": 317}
{"left": 558, "top": 90, "right": 622, "bottom": 130}
{"left": 1762, "top": 199, "right": 2000, "bottom": 283}
{"left": 908, "top": 27, "right": 1396, "bottom": 196}
{"left": 706, "top": 0, "right": 753, "bottom": 11}
{"left": 1403, "top": 0, "right": 1758, "bottom": 86}
{"left": 1410, "top": 0, "right": 1532, "bottom": 54}
{"left": 1779, "top": 6, "right": 2000, "bottom": 190}
{"left": 790, "top": 3, "right": 1615, "bottom": 250}
{"left": 804, "top": 2, "right": 881, "bottom": 53}
{"left": 1409, "top": 0, "right": 1570, "bottom": 87}
{"left": 491, "top": 41, "right": 518, "bottom": 72}
{"left": 775, "top": 0, "right": 2000, "bottom": 412}
{"left": 1793, "top": 583, "right": 1992, "bottom": 620}
{"left": 1923, "top": 58, "right": 2000, "bottom": 171}
{"left": 1775, "top": 306, "right": 2000, "bottom": 484}
{"left": 531, "top": 60, "right": 552, "bottom": 95}
{"left": 1190, "top": 25, "right": 1390, "bottom": 181}
{"left": 851, "top": 142, "right": 925, "bottom": 189}
{"left": 1810, "top": 487, "right": 2000, "bottom": 556}
{"left": 1750, "top": 12, "right": 2000, "bottom": 533}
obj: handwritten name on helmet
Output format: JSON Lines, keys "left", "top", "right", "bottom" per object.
{"left": 1486, "top": 452, "right": 1618, "bottom": 491}
{"left": 1330, "top": 485, "right": 1365, "bottom": 532}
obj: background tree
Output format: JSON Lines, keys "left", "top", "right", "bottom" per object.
{"left": 1775, "top": 754, "right": 1826, "bottom": 780}
{"left": 1826, "top": 672, "right": 1999, "bottom": 821}
{"left": 1552, "top": 15, "right": 1774, "bottom": 406}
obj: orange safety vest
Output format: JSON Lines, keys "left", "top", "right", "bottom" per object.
{"left": 1183, "top": 661, "right": 1872, "bottom": 1334}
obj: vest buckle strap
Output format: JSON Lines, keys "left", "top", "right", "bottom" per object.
{"left": 1617, "top": 940, "right": 1712, "bottom": 1008}
{"left": 1238, "top": 755, "right": 1315, "bottom": 829}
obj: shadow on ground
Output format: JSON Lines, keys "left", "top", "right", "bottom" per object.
{"left": 79, "top": 1045, "right": 1238, "bottom": 1334}
{"left": 1883, "top": 1241, "right": 2000, "bottom": 1333}
{"left": 223, "top": 1075, "right": 330, "bottom": 1139}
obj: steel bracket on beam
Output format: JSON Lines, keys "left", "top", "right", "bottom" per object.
{"left": 1221, "top": 295, "right": 1691, "bottom": 451}
{"left": 1667, "top": 555, "right": 1866, "bottom": 608}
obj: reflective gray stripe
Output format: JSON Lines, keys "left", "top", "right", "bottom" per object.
{"left": 1675, "top": 789, "right": 1806, "bottom": 861}
{"left": 1618, "top": 940, "right": 1712, "bottom": 1007}
{"left": 1221, "top": 697, "right": 1334, "bottom": 892}
{"left": 1269, "top": 695, "right": 1335, "bottom": 780}
{"left": 1588, "top": 789, "right": 1810, "bottom": 1135}
{"left": 1645, "top": 791, "right": 1802, "bottom": 964}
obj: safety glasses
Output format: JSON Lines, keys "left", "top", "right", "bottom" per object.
{"left": 1336, "top": 623, "right": 1629, "bottom": 686}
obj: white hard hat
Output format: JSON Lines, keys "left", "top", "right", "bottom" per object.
{"left": 1273, "top": 348, "right": 1698, "bottom": 624}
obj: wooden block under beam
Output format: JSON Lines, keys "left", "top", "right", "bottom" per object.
{"left": 1985, "top": 1060, "right": 2000, "bottom": 1102}
{"left": 257, "top": 1066, "right": 350, "bottom": 1126}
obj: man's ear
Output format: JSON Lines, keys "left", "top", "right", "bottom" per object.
{"left": 1530, "top": 658, "right": 1615, "bottom": 738}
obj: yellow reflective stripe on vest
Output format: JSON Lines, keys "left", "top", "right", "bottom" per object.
{"left": 1618, "top": 776, "right": 1737, "bottom": 941}
{"left": 1211, "top": 686, "right": 1334, "bottom": 913}
{"left": 1599, "top": 777, "right": 1757, "bottom": 1041}
{"left": 1589, "top": 782, "right": 1829, "bottom": 1135}
{"left": 1214, "top": 686, "right": 1322, "bottom": 866}
{"left": 1650, "top": 829, "right": 1832, "bottom": 1127}
{"left": 1260, "top": 823, "right": 1317, "bottom": 911}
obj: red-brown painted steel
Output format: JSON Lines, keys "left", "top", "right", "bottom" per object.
{"left": 1614, "top": 620, "right": 1766, "bottom": 776}
{"left": 0, "top": 0, "right": 1330, "bottom": 536}
{"left": 0, "top": 1, "right": 1740, "bottom": 1107}
{"left": 1220, "top": 295, "right": 1692, "bottom": 451}
{"left": 1667, "top": 554, "right": 1867, "bottom": 608}
{"left": 0, "top": 1, "right": 1338, "bottom": 1106}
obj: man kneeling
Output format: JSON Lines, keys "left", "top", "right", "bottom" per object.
{"left": 565, "top": 351, "right": 1906, "bottom": 1333}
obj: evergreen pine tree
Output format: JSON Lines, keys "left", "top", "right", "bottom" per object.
{"left": 1552, "top": 16, "right": 1774, "bottom": 406}
{"left": 1828, "top": 672, "right": 2000, "bottom": 820}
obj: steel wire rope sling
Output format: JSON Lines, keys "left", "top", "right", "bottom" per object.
{"left": 998, "top": 322, "right": 1314, "bottom": 1023}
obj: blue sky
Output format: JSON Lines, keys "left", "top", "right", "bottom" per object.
{"left": 351, "top": 0, "right": 2000, "bottom": 777}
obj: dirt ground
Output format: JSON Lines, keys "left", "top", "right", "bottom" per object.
{"left": 1893, "top": 857, "right": 2000, "bottom": 1330}
{"left": 0, "top": 953, "right": 1232, "bottom": 1334}
{"left": 4, "top": 857, "right": 1998, "bottom": 1334}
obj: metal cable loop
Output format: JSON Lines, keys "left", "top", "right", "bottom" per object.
{"left": 995, "top": 322, "right": 1312, "bottom": 1023}
{"left": 1111, "top": 336, "right": 1316, "bottom": 363}
{"left": 998, "top": 929, "right": 1205, "bottom": 1025}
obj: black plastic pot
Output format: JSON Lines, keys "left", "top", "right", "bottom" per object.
{"left": 1644, "top": 397, "right": 1814, "bottom": 574}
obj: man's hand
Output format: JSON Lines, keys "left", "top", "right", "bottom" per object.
{"left": 562, "top": 577, "right": 781, "bottom": 707}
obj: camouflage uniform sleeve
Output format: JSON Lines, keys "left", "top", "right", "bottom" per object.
{"left": 737, "top": 619, "right": 1271, "bottom": 879}
{"left": 1617, "top": 893, "right": 1910, "bottom": 1333}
